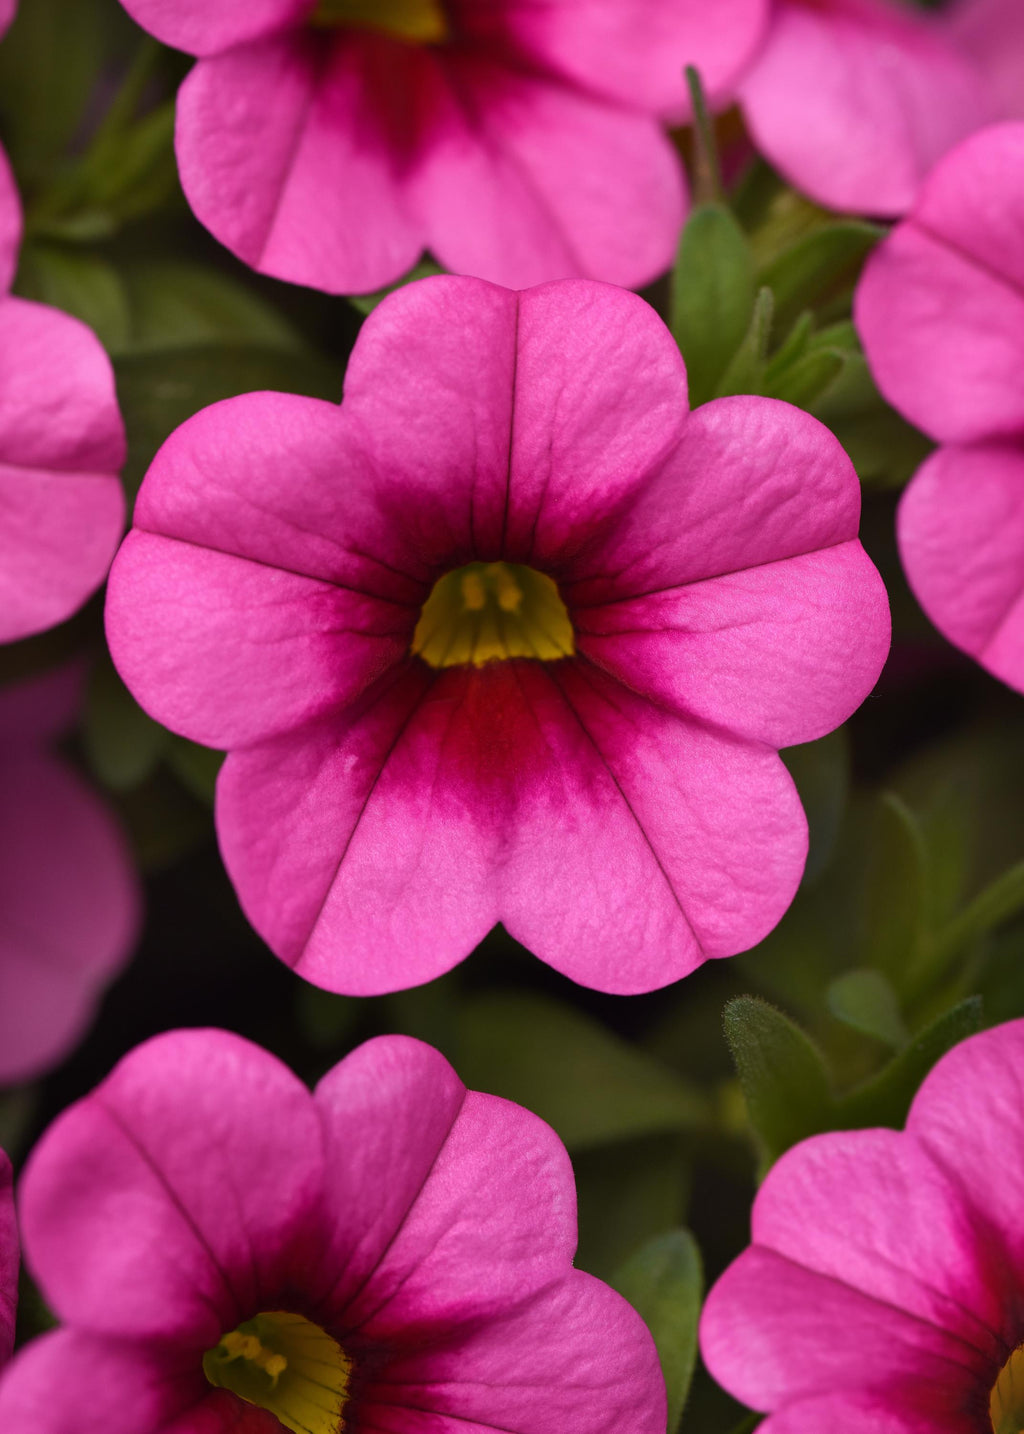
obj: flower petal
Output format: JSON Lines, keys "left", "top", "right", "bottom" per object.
{"left": 177, "top": 33, "right": 423, "bottom": 295}
{"left": 0, "top": 661, "right": 85, "bottom": 747}
{"left": 567, "top": 396, "right": 862, "bottom": 606}
{"left": 0, "top": 751, "right": 140, "bottom": 1084}
{"left": 118, "top": 0, "right": 309, "bottom": 56}
{"left": 700, "top": 1246, "right": 989, "bottom": 1413}
{"left": 760, "top": 1393, "right": 977, "bottom": 1434}
{"left": 19, "top": 1030, "right": 325, "bottom": 1343}
{"left": 366, "top": 1272, "right": 665, "bottom": 1434}
{"left": 577, "top": 540, "right": 889, "bottom": 747}
{"left": 855, "top": 123, "right": 1024, "bottom": 444}
{"left": 0, "top": 1329, "right": 269, "bottom": 1434}
{"left": 218, "top": 660, "right": 806, "bottom": 995}
{"left": 908, "top": 1019, "right": 1024, "bottom": 1312}
{"left": 407, "top": 51, "right": 685, "bottom": 289}
{"left": 0, "top": 1150, "right": 14, "bottom": 1369}
{"left": 740, "top": 0, "right": 987, "bottom": 216}
{"left": 949, "top": 0, "right": 1024, "bottom": 122}
{"left": 897, "top": 443, "right": 1024, "bottom": 693}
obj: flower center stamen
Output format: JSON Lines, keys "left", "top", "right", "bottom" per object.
{"left": 309, "top": 0, "right": 448, "bottom": 42}
{"left": 991, "top": 1344, "right": 1024, "bottom": 1434}
{"left": 203, "top": 1311, "right": 352, "bottom": 1434}
{"left": 412, "top": 561, "right": 575, "bottom": 668}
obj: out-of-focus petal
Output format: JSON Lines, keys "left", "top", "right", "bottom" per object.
{"left": 741, "top": 0, "right": 987, "bottom": 215}
{"left": 760, "top": 1392, "right": 977, "bottom": 1434}
{"left": 117, "top": 0, "right": 310, "bottom": 56}
{"left": 948, "top": 0, "right": 1024, "bottom": 122}
{"left": 856, "top": 123, "right": 1024, "bottom": 443}
{"left": 0, "top": 1150, "right": 15, "bottom": 1367}
{"left": 897, "top": 444, "right": 1024, "bottom": 693}
{"left": 19, "top": 1030, "right": 325, "bottom": 1344}
{"left": 0, "top": 662, "right": 86, "bottom": 747}
{"left": 0, "top": 751, "right": 140, "bottom": 1084}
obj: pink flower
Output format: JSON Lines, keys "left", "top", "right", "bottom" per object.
{"left": 739, "top": 0, "right": 989, "bottom": 216}
{"left": 948, "top": 0, "right": 1024, "bottom": 124}
{"left": 105, "top": 276, "right": 889, "bottom": 996}
{"left": 0, "top": 1027, "right": 665, "bottom": 1434}
{"left": 0, "top": 1150, "right": 14, "bottom": 1371}
{"left": 855, "top": 123, "right": 1024, "bottom": 693}
{"left": 115, "top": 0, "right": 767, "bottom": 293}
{"left": 0, "top": 665, "right": 141, "bottom": 1085}
{"left": 0, "top": 166, "right": 126, "bottom": 645}
{"left": 700, "top": 1017, "right": 1024, "bottom": 1433}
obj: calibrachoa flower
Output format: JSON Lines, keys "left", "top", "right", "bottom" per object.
{"left": 701, "top": 1017, "right": 1024, "bottom": 1433}
{"left": 856, "top": 123, "right": 1024, "bottom": 694}
{"left": 738, "top": 0, "right": 988, "bottom": 216}
{"left": 114, "top": 0, "right": 767, "bottom": 293}
{"left": 0, "top": 1149, "right": 14, "bottom": 1370}
{"left": 106, "top": 276, "right": 889, "bottom": 996}
{"left": 0, "top": 173, "right": 126, "bottom": 645}
{"left": 0, "top": 665, "right": 140, "bottom": 1084}
{"left": 0, "top": 1027, "right": 665, "bottom": 1434}
{"left": 948, "top": 0, "right": 1024, "bottom": 123}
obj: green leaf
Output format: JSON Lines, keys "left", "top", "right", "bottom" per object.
{"left": 119, "top": 260, "right": 304, "bottom": 356}
{"left": 14, "top": 243, "right": 131, "bottom": 352}
{"left": 456, "top": 991, "right": 708, "bottom": 1150}
{"left": 863, "top": 794, "right": 929, "bottom": 988}
{"left": 763, "top": 346, "right": 846, "bottom": 409}
{"left": 837, "top": 998, "right": 983, "bottom": 1130}
{"left": 827, "top": 969, "right": 908, "bottom": 1049}
{"left": 612, "top": 1230, "right": 703, "bottom": 1434}
{"left": 573, "top": 1134, "right": 690, "bottom": 1279}
{"left": 760, "top": 222, "right": 881, "bottom": 334}
{"left": 684, "top": 66, "right": 725, "bottom": 205}
{"left": 723, "top": 996, "right": 834, "bottom": 1165}
{"left": 714, "top": 287, "right": 774, "bottom": 398}
{"left": 781, "top": 729, "right": 850, "bottom": 883}
{"left": 934, "top": 860, "right": 1024, "bottom": 967}
{"left": 347, "top": 257, "right": 444, "bottom": 314}
{"left": 84, "top": 658, "right": 169, "bottom": 791}
{"left": 812, "top": 353, "right": 932, "bottom": 488}
{"left": 671, "top": 204, "right": 756, "bottom": 407}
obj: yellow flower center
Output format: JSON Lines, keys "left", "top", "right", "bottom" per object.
{"left": 203, "top": 1311, "right": 353, "bottom": 1434}
{"left": 309, "top": 0, "right": 448, "bottom": 43}
{"left": 992, "top": 1344, "right": 1024, "bottom": 1434}
{"left": 412, "top": 561, "right": 575, "bottom": 669}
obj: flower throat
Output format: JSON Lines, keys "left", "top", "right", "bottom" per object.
{"left": 204, "top": 1310, "right": 352, "bottom": 1434}
{"left": 413, "top": 561, "right": 575, "bottom": 668}
{"left": 991, "top": 1344, "right": 1024, "bottom": 1434}
{"left": 309, "top": 0, "right": 448, "bottom": 42}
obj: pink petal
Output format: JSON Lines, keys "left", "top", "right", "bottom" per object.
{"left": 0, "top": 146, "right": 21, "bottom": 295}
{"left": 0, "top": 661, "right": 86, "bottom": 747}
{"left": 407, "top": 50, "right": 685, "bottom": 289}
{"left": 750, "top": 1129, "right": 1004, "bottom": 1352}
{"left": 908, "top": 1019, "right": 1024, "bottom": 1310}
{"left": 177, "top": 33, "right": 423, "bottom": 295}
{"left": 740, "top": 0, "right": 988, "bottom": 215}
{"left": 218, "top": 659, "right": 806, "bottom": 996}
{"left": 761, "top": 1393, "right": 977, "bottom": 1434}
{"left": 855, "top": 123, "right": 1024, "bottom": 443}
{"left": 566, "top": 396, "right": 863, "bottom": 605}
{"left": 0, "top": 1150, "right": 14, "bottom": 1369}
{"left": 317, "top": 1053, "right": 575, "bottom": 1337}
{"left": 18, "top": 1030, "right": 326, "bottom": 1343}
{"left": 117, "top": 0, "right": 309, "bottom": 56}
{"left": 0, "top": 1330, "right": 267, "bottom": 1434}
{"left": 460, "top": 0, "right": 768, "bottom": 114}
{"left": 0, "top": 751, "right": 140, "bottom": 1084}
{"left": 948, "top": 0, "right": 1024, "bottom": 122}
{"left": 577, "top": 540, "right": 889, "bottom": 748}
{"left": 0, "top": 297, "right": 125, "bottom": 644}
{"left": 897, "top": 443, "right": 1024, "bottom": 693}
{"left": 0, "top": 1, "right": 16, "bottom": 40}
{"left": 699, "top": 1246, "right": 989, "bottom": 1414}
{"left": 368, "top": 1272, "right": 665, "bottom": 1434}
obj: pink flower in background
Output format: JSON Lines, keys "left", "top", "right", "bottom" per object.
{"left": 739, "top": 0, "right": 989, "bottom": 216}
{"left": 115, "top": 0, "right": 768, "bottom": 293}
{"left": 948, "top": 0, "right": 1024, "bottom": 123}
{"left": 0, "top": 665, "right": 141, "bottom": 1085}
{"left": 0, "top": 1028, "right": 665, "bottom": 1434}
{"left": 106, "top": 276, "right": 889, "bottom": 996}
{"left": 0, "top": 164, "right": 126, "bottom": 645}
{"left": 0, "top": 1150, "right": 15, "bottom": 1370}
{"left": 701, "top": 1018, "right": 1024, "bottom": 1433}
{"left": 856, "top": 123, "right": 1024, "bottom": 694}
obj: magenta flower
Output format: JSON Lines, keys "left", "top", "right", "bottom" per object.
{"left": 948, "top": 0, "right": 1024, "bottom": 123}
{"left": 106, "top": 276, "right": 889, "bottom": 995}
{"left": 0, "top": 1149, "right": 14, "bottom": 1371}
{"left": 856, "top": 123, "right": 1024, "bottom": 693}
{"left": 114, "top": 0, "right": 767, "bottom": 293}
{"left": 0, "top": 665, "right": 141, "bottom": 1085}
{"left": 738, "top": 0, "right": 988, "bottom": 216}
{"left": 0, "top": 1027, "right": 665, "bottom": 1434}
{"left": 0, "top": 167, "right": 126, "bottom": 645}
{"left": 701, "top": 1017, "right": 1024, "bottom": 1433}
